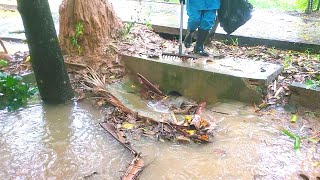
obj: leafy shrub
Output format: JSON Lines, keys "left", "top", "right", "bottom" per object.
{"left": 70, "top": 21, "right": 84, "bottom": 55}
{"left": 0, "top": 72, "right": 37, "bottom": 111}
{"left": 296, "top": 0, "right": 319, "bottom": 12}
{"left": 0, "top": 59, "right": 8, "bottom": 68}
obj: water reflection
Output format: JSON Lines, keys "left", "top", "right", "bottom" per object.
{"left": 0, "top": 104, "right": 45, "bottom": 178}
{"left": 42, "top": 103, "right": 73, "bottom": 179}
{"left": 0, "top": 101, "right": 129, "bottom": 179}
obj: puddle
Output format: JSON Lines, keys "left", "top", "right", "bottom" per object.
{"left": 0, "top": 101, "right": 130, "bottom": 179}
{"left": 1, "top": 79, "right": 320, "bottom": 179}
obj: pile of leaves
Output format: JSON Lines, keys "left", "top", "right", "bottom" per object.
{"left": 0, "top": 72, "right": 37, "bottom": 111}
{"left": 1, "top": 50, "right": 31, "bottom": 75}
{"left": 82, "top": 67, "right": 215, "bottom": 144}
{"left": 118, "top": 24, "right": 179, "bottom": 58}
{"left": 80, "top": 67, "right": 217, "bottom": 179}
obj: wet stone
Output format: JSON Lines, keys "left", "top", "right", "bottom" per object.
{"left": 289, "top": 81, "right": 320, "bottom": 112}
{"left": 176, "top": 135, "right": 191, "bottom": 144}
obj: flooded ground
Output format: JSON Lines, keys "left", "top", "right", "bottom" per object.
{"left": 0, "top": 100, "right": 131, "bottom": 179}
{"left": 1, "top": 80, "right": 319, "bottom": 179}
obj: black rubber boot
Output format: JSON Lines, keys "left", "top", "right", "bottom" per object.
{"left": 194, "top": 29, "right": 209, "bottom": 57}
{"left": 183, "top": 31, "right": 194, "bottom": 48}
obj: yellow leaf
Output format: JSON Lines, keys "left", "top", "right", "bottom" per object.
{"left": 186, "top": 130, "right": 196, "bottom": 135}
{"left": 291, "top": 114, "right": 298, "bottom": 123}
{"left": 185, "top": 115, "right": 192, "bottom": 123}
{"left": 258, "top": 102, "right": 268, "bottom": 109}
{"left": 200, "top": 119, "right": 209, "bottom": 128}
{"left": 312, "top": 161, "right": 319, "bottom": 167}
{"left": 122, "top": 122, "right": 135, "bottom": 129}
{"left": 25, "top": 56, "right": 31, "bottom": 62}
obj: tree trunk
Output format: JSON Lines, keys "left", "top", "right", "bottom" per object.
{"left": 306, "top": 0, "right": 314, "bottom": 14}
{"left": 17, "top": 0, "right": 74, "bottom": 103}
{"left": 59, "top": 0, "right": 123, "bottom": 56}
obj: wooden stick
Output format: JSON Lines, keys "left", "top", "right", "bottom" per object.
{"left": 0, "top": 38, "right": 8, "bottom": 54}
{"left": 137, "top": 73, "right": 165, "bottom": 96}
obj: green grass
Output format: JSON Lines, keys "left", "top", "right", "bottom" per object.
{"left": 163, "top": 0, "right": 306, "bottom": 12}
{"left": 248, "top": 0, "right": 298, "bottom": 11}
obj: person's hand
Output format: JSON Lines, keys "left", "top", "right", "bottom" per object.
{"left": 179, "top": 0, "right": 185, "bottom": 4}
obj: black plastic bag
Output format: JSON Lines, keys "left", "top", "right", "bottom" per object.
{"left": 218, "top": 0, "right": 253, "bottom": 34}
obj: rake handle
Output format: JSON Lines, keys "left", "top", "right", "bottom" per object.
{"left": 179, "top": 2, "right": 184, "bottom": 57}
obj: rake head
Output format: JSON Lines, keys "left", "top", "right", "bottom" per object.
{"left": 161, "top": 52, "right": 197, "bottom": 61}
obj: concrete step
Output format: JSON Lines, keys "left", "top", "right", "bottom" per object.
{"left": 289, "top": 82, "right": 320, "bottom": 111}
{"left": 122, "top": 54, "right": 282, "bottom": 104}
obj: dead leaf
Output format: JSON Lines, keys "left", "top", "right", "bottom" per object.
{"left": 122, "top": 122, "right": 135, "bottom": 130}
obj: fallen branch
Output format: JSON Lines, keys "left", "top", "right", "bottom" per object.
{"left": 121, "top": 154, "right": 144, "bottom": 180}
{"left": 0, "top": 38, "right": 8, "bottom": 54}
{"left": 100, "top": 122, "right": 137, "bottom": 155}
{"left": 65, "top": 61, "right": 87, "bottom": 70}
{"left": 274, "top": 86, "right": 284, "bottom": 97}
{"left": 0, "top": 38, "right": 12, "bottom": 61}
{"left": 137, "top": 73, "right": 165, "bottom": 96}
{"left": 206, "top": 109, "right": 230, "bottom": 115}
{"left": 196, "top": 101, "right": 207, "bottom": 115}
{"left": 100, "top": 122, "right": 145, "bottom": 180}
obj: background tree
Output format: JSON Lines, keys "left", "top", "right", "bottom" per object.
{"left": 297, "top": 0, "right": 320, "bottom": 14}
{"left": 59, "top": 0, "right": 123, "bottom": 56}
{"left": 17, "top": 0, "right": 74, "bottom": 103}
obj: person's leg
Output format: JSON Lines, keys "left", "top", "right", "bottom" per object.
{"left": 194, "top": 9, "right": 217, "bottom": 56}
{"left": 184, "top": 8, "right": 201, "bottom": 48}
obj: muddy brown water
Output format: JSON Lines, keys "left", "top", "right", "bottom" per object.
{"left": 1, "top": 82, "right": 320, "bottom": 179}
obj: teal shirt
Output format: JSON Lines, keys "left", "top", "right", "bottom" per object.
{"left": 186, "top": 0, "right": 220, "bottom": 11}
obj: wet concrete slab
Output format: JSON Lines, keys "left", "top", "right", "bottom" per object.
{"left": 289, "top": 82, "right": 320, "bottom": 111}
{"left": 108, "top": 0, "right": 320, "bottom": 52}
{"left": 122, "top": 54, "right": 282, "bottom": 104}
{"left": 0, "top": 0, "right": 60, "bottom": 40}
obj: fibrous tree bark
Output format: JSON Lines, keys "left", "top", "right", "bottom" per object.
{"left": 59, "top": 0, "right": 123, "bottom": 56}
{"left": 17, "top": 0, "right": 74, "bottom": 103}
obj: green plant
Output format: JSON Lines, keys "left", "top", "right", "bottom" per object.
{"left": 144, "top": 19, "right": 153, "bottom": 29}
{"left": 222, "top": 38, "right": 239, "bottom": 46}
{"left": 282, "top": 128, "right": 301, "bottom": 152}
{"left": 283, "top": 54, "right": 293, "bottom": 69}
{"left": 304, "top": 111, "right": 318, "bottom": 118}
{"left": 304, "top": 48, "right": 314, "bottom": 60}
{"left": 0, "top": 72, "right": 37, "bottom": 111}
{"left": 230, "top": 38, "right": 239, "bottom": 46}
{"left": 316, "top": 54, "right": 320, "bottom": 61}
{"left": 297, "top": 0, "right": 319, "bottom": 12}
{"left": 121, "top": 22, "right": 136, "bottom": 37}
{"left": 267, "top": 46, "right": 277, "bottom": 56}
{"left": 70, "top": 21, "right": 84, "bottom": 55}
{"left": 304, "top": 79, "right": 320, "bottom": 89}
{"left": 0, "top": 59, "right": 8, "bottom": 68}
